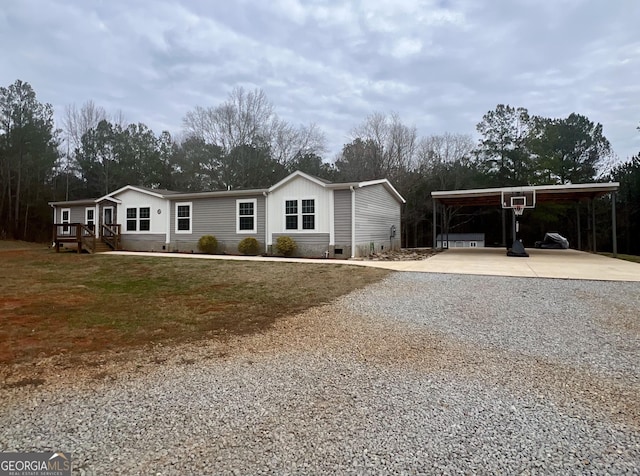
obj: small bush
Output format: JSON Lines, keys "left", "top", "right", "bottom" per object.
{"left": 238, "top": 237, "right": 260, "bottom": 255}
{"left": 197, "top": 235, "right": 218, "bottom": 254}
{"left": 276, "top": 236, "right": 297, "bottom": 256}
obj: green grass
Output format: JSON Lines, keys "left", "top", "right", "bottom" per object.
{"left": 0, "top": 247, "right": 390, "bottom": 364}
{"left": 599, "top": 252, "right": 640, "bottom": 264}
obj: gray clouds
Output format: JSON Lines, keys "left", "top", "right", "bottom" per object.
{"left": 2, "top": 0, "right": 638, "bottom": 161}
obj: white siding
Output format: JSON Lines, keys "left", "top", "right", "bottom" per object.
{"left": 354, "top": 184, "right": 401, "bottom": 256}
{"left": 114, "top": 189, "right": 167, "bottom": 235}
{"left": 267, "top": 175, "right": 331, "bottom": 241}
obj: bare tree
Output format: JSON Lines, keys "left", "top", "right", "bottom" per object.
{"left": 349, "top": 112, "right": 417, "bottom": 177}
{"left": 61, "top": 100, "right": 108, "bottom": 151}
{"left": 183, "top": 87, "right": 326, "bottom": 166}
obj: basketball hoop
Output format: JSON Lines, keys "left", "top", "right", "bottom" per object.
{"left": 513, "top": 204, "right": 524, "bottom": 216}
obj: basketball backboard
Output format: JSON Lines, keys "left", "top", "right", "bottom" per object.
{"left": 501, "top": 188, "right": 536, "bottom": 210}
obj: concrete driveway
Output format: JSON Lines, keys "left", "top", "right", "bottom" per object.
{"left": 109, "top": 248, "right": 640, "bottom": 282}
{"left": 352, "top": 248, "right": 640, "bottom": 282}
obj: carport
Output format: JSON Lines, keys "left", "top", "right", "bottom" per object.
{"left": 431, "top": 182, "right": 620, "bottom": 256}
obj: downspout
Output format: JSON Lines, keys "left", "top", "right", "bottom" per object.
{"left": 350, "top": 186, "right": 356, "bottom": 258}
{"left": 263, "top": 191, "right": 269, "bottom": 253}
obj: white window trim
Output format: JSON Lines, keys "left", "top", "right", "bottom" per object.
{"left": 124, "top": 206, "right": 152, "bottom": 234}
{"left": 175, "top": 202, "right": 192, "bottom": 234}
{"left": 236, "top": 198, "right": 257, "bottom": 234}
{"left": 283, "top": 197, "right": 317, "bottom": 233}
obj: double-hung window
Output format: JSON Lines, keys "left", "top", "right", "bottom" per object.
{"left": 176, "top": 202, "right": 192, "bottom": 233}
{"left": 126, "top": 208, "right": 137, "bottom": 231}
{"left": 125, "top": 207, "right": 151, "bottom": 232}
{"left": 302, "top": 199, "right": 315, "bottom": 230}
{"left": 285, "top": 200, "right": 298, "bottom": 230}
{"left": 139, "top": 207, "right": 150, "bottom": 231}
{"left": 285, "top": 199, "right": 315, "bottom": 231}
{"left": 237, "top": 199, "right": 257, "bottom": 233}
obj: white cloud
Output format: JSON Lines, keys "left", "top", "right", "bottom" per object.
{"left": 0, "top": 0, "right": 637, "bottom": 161}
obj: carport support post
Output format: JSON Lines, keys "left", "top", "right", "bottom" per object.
{"left": 501, "top": 209, "right": 506, "bottom": 247}
{"left": 592, "top": 199, "right": 597, "bottom": 253}
{"left": 611, "top": 192, "right": 617, "bottom": 257}
{"left": 576, "top": 204, "right": 581, "bottom": 250}
{"left": 432, "top": 198, "right": 437, "bottom": 249}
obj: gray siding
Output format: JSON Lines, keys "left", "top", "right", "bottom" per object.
{"left": 120, "top": 234, "right": 166, "bottom": 252}
{"left": 354, "top": 184, "right": 401, "bottom": 256}
{"left": 272, "top": 233, "right": 330, "bottom": 258}
{"left": 56, "top": 206, "right": 87, "bottom": 224}
{"left": 169, "top": 195, "right": 266, "bottom": 253}
{"left": 333, "top": 189, "right": 352, "bottom": 245}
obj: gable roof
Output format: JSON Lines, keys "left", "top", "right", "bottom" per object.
{"left": 97, "top": 185, "right": 170, "bottom": 201}
{"left": 269, "top": 170, "right": 406, "bottom": 204}
{"left": 269, "top": 170, "right": 331, "bottom": 191}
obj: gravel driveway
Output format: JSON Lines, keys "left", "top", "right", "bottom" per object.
{"left": 1, "top": 273, "right": 639, "bottom": 475}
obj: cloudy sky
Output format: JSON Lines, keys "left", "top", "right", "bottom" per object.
{"left": 2, "top": 0, "right": 639, "bottom": 162}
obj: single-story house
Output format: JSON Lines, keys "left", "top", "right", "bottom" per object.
{"left": 436, "top": 233, "right": 485, "bottom": 249}
{"left": 49, "top": 171, "right": 405, "bottom": 258}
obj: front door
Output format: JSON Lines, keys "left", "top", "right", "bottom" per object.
{"left": 103, "top": 207, "right": 114, "bottom": 226}
{"left": 61, "top": 208, "right": 71, "bottom": 235}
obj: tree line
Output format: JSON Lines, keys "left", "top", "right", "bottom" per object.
{"left": 1, "top": 79, "right": 638, "bottom": 254}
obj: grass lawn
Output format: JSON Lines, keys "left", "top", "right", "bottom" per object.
{"left": 599, "top": 252, "right": 640, "bottom": 264}
{"left": 0, "top": 247, "right": 390, "bottom": 365}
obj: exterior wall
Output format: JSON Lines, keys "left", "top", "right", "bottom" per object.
{"left": 333, "top": 189, "right": 352, "bottom": 259}
{"left": 354, "top": 184, "right": 402, "bottom": 257}
{"left": 120, "top": 234, "right": 167, "bottom": 252}
{"left": 114, "top": 189, "right": 167, "bottom": 235}
{"left": 271, "top": 233, "right": 330, "bottom": 258}
{"left": 169, "top": 195, "right": 266, "bottom": 253}
{"left": 55, "top": 205, "right": 87, "bottom": 224}
{"left": 267, "top": 175, "right": 331, "bottom": 243}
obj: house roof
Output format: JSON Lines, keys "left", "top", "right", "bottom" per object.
{"left": 48, "top": 198, "right": 97, "bottom": 207}
{"left": 48, "top": 171, "right": 406, "bottom": 205}
{"left": 436, "top": 233, "right": 485, "bottom": 241}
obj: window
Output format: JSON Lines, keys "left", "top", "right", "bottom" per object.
{"left": 176, "top": 202, "right": 192, "bottom": 233}
{"left": 285, "top": 200, "right": 298, "bottom": 230}
{"left": 470, "top": 241, "right": 477, "bottom": 248}
{"left": 237, "top": 199, "right": 256, "bottom": 233}
{"left": 126, "top": 208, "right": 137, "bottom": 231}
{"left": 139, "top": 207, "right": 150, "bottom": 231}
{"left": 285, "top": 199, "right": 315, "bottom": 231}
{"left": 302, "top": 199, "right": 315, "bottom": 230}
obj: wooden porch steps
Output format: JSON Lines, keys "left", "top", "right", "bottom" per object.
{"left": 91, "top": 242, "right": 113, "bottom": 253}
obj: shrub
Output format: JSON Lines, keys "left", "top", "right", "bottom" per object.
{"left": 238, "top": 237, "right": 260, "bottom": 255}
{"left": 197, "top": 235, "right": 218, "bottom": 254}
{"left": 276, "top": 236, "right": 297, "bottom": 256}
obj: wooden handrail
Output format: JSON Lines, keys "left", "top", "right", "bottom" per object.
{"left": 101, "top": 223, "right": 121, "bottom": 250}
{"left": 52, "top": 222, "right": 120, "bottom": 253}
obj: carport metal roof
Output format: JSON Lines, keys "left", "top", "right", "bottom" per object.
{"left": 430, "top": 182, "right": 620, "bottom": 256}
{"left": 431, "top": 182, "right": 619, "bottom": 207}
